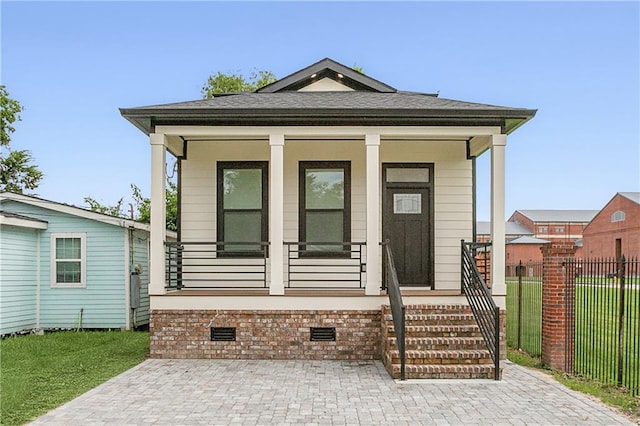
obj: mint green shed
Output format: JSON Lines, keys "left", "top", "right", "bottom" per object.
{"left": 0, "top": 192, "right": 160, "bottom": 336}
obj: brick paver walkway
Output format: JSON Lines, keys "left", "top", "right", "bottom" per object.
{"left": 29, "top": 359, "right": 635, "bottom": 425}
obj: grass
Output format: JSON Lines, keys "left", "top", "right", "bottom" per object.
{"left": 0, "top": 330, "right": 149, "bottom": 426}
{"left": 506, "top": 278, "right": 640, "bottom": 395}
{"left": 507, "top": 349, "right": 640, "bottom": 423}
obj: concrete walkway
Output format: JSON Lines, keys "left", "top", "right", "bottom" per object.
{"left": 29, "top": 359, "right": 635, "bottom": 425}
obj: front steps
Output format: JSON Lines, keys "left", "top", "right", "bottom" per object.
{"left": 381, "top": 304, "right": 501, "bottom": 380}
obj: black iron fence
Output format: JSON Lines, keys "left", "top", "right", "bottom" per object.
{"left": 565, "top": 256, "right": 639, "bottom": 396}
{"left": 461, "top": 240, "right": 500, "bottom": 380}
{"left": 506, "top": 261, "right": 543, "bottom": 356}
{"left": 507, "top": 256, "right": 640, "bottom": 396}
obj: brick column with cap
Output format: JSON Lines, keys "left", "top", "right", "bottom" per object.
{"left": 541, "top": 240, "right": 577, "bottom": 372}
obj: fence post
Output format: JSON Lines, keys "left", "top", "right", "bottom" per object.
{"left": 517, "top": 260, "right": 523, "bottom": 350}
{"left": 617, "top": 255, "right": 626, "bottom": 386}
{"left": 541, "top": 241, "right": 577, "bottom": 372}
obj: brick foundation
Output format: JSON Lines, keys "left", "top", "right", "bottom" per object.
{"left": 149, "top": 309, "right": 381, "bottom": 360}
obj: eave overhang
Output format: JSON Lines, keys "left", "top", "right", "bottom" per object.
{"left": 120, "top": 107, "right": 536, "bottom": 136}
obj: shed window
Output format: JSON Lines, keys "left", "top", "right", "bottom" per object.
{"left": 299, "top": 161, "right": 350, "bottom": 255}
{"left": 51, "top": 233, "right": 86, "bottom": 287}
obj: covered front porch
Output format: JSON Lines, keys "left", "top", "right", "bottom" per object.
{"left": 149, "top": 127, "right": 508, "bottom": 302}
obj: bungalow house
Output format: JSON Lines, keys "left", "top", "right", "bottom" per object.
{"left": 0, "top": 192, "right": 162, "bottom": 335}
{"left": 582, "top": 192, "right": 640, "bottom": 258}
{"left": 120, "top": 58, "right": 536, "bottom": 379}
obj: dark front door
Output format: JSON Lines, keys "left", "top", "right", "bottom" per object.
{"left": 383, "top": 164, "right": 434, "bottom": 287}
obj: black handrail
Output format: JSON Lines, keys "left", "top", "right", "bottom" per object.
{"left": 461, "top": 240, "right": 500, "bottom": 380}
{"left": 381, "top": 240, "right": 406, "bottom": 381}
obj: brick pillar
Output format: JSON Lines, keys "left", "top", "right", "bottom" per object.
{"left": 541, "top": 241, "right": 577, "bottom": 372}
{"left": 475, "top": 249, "right": 491, "bottom": 288}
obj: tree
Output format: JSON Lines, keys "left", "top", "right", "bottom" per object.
{"left": 84, "top": 182, "right": 178, "bottom": 231}
{"left": 0, "top": 85, "right": 43, "bottom": 193}
{"left": 202, "top": 69, "right": 276, "bottom": 98}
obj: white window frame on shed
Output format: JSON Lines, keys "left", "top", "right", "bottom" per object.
{"left": 50, "top": 233, "right": 87, "bottom": 288}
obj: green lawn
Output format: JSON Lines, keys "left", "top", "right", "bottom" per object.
{"left": 0, "top": 331, "right": 149, "bottom": 426}
{"left": 507, "top": 279, "right": 640, "bottom": 396}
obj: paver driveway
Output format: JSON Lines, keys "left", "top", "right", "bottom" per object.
{"left": 29, "top": 359, "right": 634, "bottom": 425}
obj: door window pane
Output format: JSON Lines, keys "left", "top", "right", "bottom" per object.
{"left": 305, "top": 170, "right": 344, "bottom": 209}
{"left": 386, "top": 168, "right": 429, "bottom": 183}
{"left": 394, "top": 194, "right": 421, "bottom": 214}
{"left": 223, "top": 169, "right": 262, "bottom": 209}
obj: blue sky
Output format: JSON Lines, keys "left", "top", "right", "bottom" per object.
{"left": 2, "top": 1, "right": 638, "bottom": 221}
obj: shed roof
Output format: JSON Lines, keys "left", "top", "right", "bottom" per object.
{"left": 120, "top": 58, "right": 536, "bottom": 135}
{"left": 507, "top": 236, "right": 550, "bottom": 245}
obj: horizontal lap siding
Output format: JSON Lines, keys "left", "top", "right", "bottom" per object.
{"left": 180, "top": 139, "right": 472, "bottom": 290}
{"left": 1, "top": 201, "right": 127, "bottom": 329}
{"left": 0, "top": 225, "right": 38, "bottom": 335}
{"left": 131, "top": 229, "right": 150, "bottom": 326}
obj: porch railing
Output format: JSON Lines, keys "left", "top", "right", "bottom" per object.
{"left": 461, "top": 240, "right": 500, "bottom": 380}
{"left": 284, "top": 242, "right": 366, "bottom": 289}
{"left": 165, "top": 241, "right": 269, "bottom": 289}
{"left": 382, "top": 240, "right": 406, "bottom": 381}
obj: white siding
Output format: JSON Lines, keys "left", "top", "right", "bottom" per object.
{"left": 180, "top": 138, "right": 473, "bottom": 290}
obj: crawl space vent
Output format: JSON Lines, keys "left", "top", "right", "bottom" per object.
{"left": 310, "top": 327, "right": 336, "bottom": 341}
{"left": 210, "top": 327, "right": 236, "bottom": 341}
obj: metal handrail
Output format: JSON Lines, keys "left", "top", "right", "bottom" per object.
{"left": 381, "top": 240, "right": 406, "bottom": 381}
{"left": 461, "top": 240, "right": 500, "bottom": 380}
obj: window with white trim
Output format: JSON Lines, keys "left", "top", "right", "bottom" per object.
{"left": 51, "top": 233, "right": 86, "bottom": 287}
{"left": 611, "top": 211, "right": 625, "bottom": 222}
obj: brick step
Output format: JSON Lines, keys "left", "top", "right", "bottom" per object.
{"left": 385, "top": 362, "right": 500, "bottom": 380}
{"left": 385, "top": 349, "right": 493, "bottom": 365}
{"left": 387, "top": 336, "right": 488, "bottom": 351}
{"left": 382, "top": 304, "right": 472, "bottom": 316}
{"left": 386, "top": 313, "right": 477, "bottom": 325}
{"left": 385, "top": 324, "right": 483, "bottom": 338}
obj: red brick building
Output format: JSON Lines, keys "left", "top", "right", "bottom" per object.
{"left": 507, "top": 209, "right": 598, "bottom": 258}
{"left": 582, "top": 192, "right": 640, "bottom": 258}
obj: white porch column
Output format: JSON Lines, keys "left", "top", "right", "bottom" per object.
{"left": 149, "top": 133, "right": 167, "bottom": 296}
{"left": 365, "top": 134, "right": 381, "bottom": 295}
{"left": 269, "top": 133, "right": 285, "bottom": 295}
{"left": 490, "top": 134, "right": 507, "bottom": 298}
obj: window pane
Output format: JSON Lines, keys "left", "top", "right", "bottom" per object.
{"left": 386, "top": 168, "right": 429, "bottom": 183}
{"left": 394, "top": 194, "right": 421, "bottom": 214}
{"left": 305, "top": 169, "right": 344, "bottom": 209}
{"left": 224, "top": 211, "right": 262, "bottom": 251}
{"left": 56, "top": 238, "right": 81, "bottom": 260}
{"left": 306, "top": 211, "right": 343, "bottom": 251}
{"left": 57, "top": 262, "right": 81, "bottom": 283}
{"left": 223, "top": 169, "right": 262, "bottom": 209}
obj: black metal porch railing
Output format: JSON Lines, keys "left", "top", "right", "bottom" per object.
{"left": 165, "top": 241, "right": 269, "bottom": 289}
{"left": 461, "top": 240, "right": 500, "bottom": 380}
{"left": 284, "top": 242, "right": 366, "bottom": 289}
{"left": 382, "top": 240, "right": 406, "bottom": 381}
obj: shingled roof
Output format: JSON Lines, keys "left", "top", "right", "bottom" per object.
{"left": 120, "top": 58, "right": 536, "bottom": 135}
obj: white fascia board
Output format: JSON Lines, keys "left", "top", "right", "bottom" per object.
{"left": 155, "top": 125, "right": 502, "bottom": 139}
{"left": 0, "top": 215, "right": 48, "bottom": 229}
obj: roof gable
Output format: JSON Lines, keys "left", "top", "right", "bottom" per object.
{"left": 619, "top": 192, "right": 640, "bottom": 205}
{"left": 257, "top": 58, "right": 397, "bottom": 93}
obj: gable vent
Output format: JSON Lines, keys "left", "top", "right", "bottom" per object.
{"left": 210, "top": 327, "right": 236, "bottom": 342}
{"left": 310, "top": 327, "right": 336, "bottom": 341}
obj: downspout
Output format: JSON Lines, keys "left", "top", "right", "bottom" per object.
{"left": 472, "top": 156, "right": 477, "bottom": 243}
{"left": 36, "top": 230, "right": 41, "bottom": 329}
